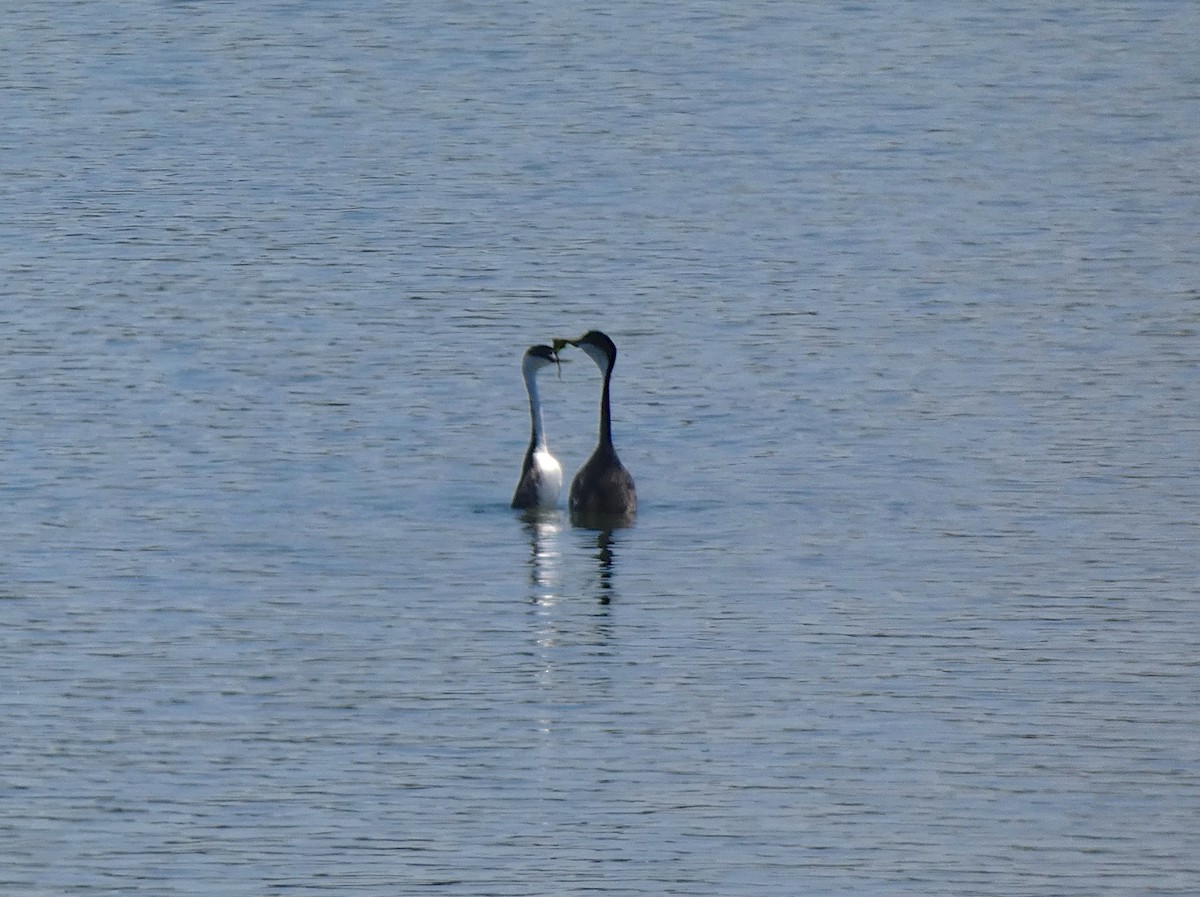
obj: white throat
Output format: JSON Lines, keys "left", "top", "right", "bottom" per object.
{"left": 523, "top": 365, "right": 549, "bottom": 450}
{"left": 578, "top": 342, "right": 611, "bottom": 375}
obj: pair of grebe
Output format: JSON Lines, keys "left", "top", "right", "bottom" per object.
{"left": 511, "top": 330, "right": 636, "bottom": 525}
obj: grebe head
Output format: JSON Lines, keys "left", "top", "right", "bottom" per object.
{"left": 555, "top": 330, "right": 616, "bottom": 373}
{"left": 522, "top": 344, "right": 562, "bottom": 377}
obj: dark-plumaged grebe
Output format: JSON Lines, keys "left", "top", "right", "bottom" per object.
{"left": 555, "top": 330, "right": 636, "bottom": 527}
{"left": 511, "top": 345, "right": 563, "bottom": 511}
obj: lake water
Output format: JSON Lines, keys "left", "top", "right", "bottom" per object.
{"left": 3, "top": 2, "right": 1199, "bottom": 894}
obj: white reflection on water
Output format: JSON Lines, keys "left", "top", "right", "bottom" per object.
{"left": 524, "top": 510, "right": 565, "bottom": 613}
{"left": 524, "top": 511, "right": 621, "bottom": 610}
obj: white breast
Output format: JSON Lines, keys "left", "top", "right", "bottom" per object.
{"left": 533, "top": 449, "right": 563, "bottom": 506}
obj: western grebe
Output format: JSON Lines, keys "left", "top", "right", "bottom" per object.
{"left": 556, "top": 330, "right": 637, "bottom": 526}
{"left": 511, "top": 344, "right": 564, "bottom": 510}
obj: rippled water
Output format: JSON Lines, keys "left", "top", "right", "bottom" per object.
{"left": 3, "top": 2, "right": 1199, "bottom": 894}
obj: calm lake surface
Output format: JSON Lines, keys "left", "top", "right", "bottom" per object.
{"left": 3, "top": 2, "right": 1199, "bottom": 894}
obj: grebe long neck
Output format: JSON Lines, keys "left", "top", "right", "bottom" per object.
{"left": 525, "top": 366, "right": 549, "bottom": 451}
{"left": 577, "top": 339, "right": 617, "bottom": 453}
{"left": 598, "top": 364, "right": 614, "bottom": 451}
